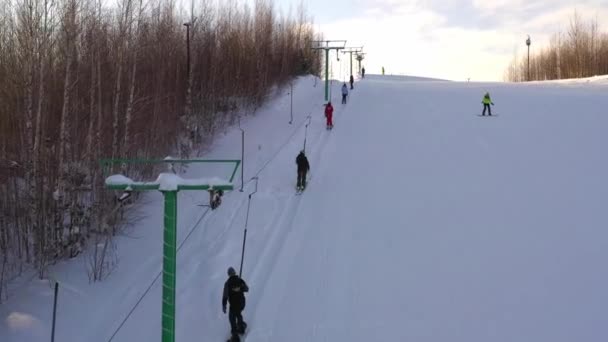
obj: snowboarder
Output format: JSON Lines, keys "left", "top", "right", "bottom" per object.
{"left": 223, "top": 267, "right": 249, "bottom": 341}
{"left": 481, "top": 92, "right": 494, "bottom": 116}
{"left": 349, "top": 75, "right": 354, "bottom": 89}
{"left": 296, "top": 150, "right": 310, "bottom": 191}
{"left": 341, "top": 83, "right": 349, "bottom": 104}
{"left": 382, "top": 66, "right": 385, "bottom": 75}
{"left": 324, "top": 101, "right": 334, "bottom": 129}
{"left": 209, "top": 189, "right": 223, "bottom": 210}
{"left": 361, "top": 67, "right": 366, "bottom": 78}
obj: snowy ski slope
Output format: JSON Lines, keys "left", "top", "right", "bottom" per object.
{"left": 2, "top": 75, "right": 608, "bottom": 342}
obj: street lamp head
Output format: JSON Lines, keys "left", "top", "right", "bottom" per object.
{"left": 184, "top": 17, "right": 197, "bottom": 27}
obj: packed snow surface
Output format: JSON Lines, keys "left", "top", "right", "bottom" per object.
{"left": 2, "top": 75, "right": 608, "bottom": 342}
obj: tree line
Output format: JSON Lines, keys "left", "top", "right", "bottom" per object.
{"left": 0, "top": 0, "right": 320, "bottom": 300}
{"left": 505, "top": 13, "right": 608, "bottom": 81}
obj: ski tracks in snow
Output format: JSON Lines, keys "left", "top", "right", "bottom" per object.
{"left": 242, "top": 94, "right": 351, "bottom": 341}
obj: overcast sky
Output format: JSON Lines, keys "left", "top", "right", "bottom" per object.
{"left": 272, "top": 0, "right": 608, "bottom": 81}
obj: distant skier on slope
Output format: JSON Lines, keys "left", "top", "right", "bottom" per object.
{"left": 223, "top": 267, "right": 249, "bottom": 341}
{"left": 349, "top": 75, "right": 354, "bottom": 89}
{"left": 362, "top": 67, "right": 366, "bottom": 78}
{"left": 325, "top": 101, "right": 334, "bottom": 130}
{"left": 341, "top": 83, "right": 349, "bottom": 104}
{"left": 481, "top": 92, "right": 494, "bottom": 116}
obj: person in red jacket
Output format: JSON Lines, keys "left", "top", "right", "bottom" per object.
{"left": 325, "top": 102, "right": 334, "bottom": 130}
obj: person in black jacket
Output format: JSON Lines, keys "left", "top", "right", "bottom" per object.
{"left": 296, "top": 150, "right": 310, "bottom": 191}
{"left": 222, "top": 267, "right": 249, "bottom": 338}
{"left": 349, "top": 74, "right": 354, "bottom": 89}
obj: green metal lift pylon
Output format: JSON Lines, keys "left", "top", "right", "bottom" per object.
{"left": 356, "top": 52, "right": 366, "bottom": 75}
{"left": 103, "top": 158, "right": 240, "bottom": 342}
{"left": 342, "top": 47, "right": 363, "bottom": 78}
{"left": 312, "top": 40, "right": 346, "bottom": 102}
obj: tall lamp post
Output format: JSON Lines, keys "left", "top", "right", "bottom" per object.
{"left": 183, "top": 16, "right": 198, "bottom": 75}
{"left": 238, "top": 118, "right": 244, "bottom": 192}
{"left": 183, "top": 19, "right": 196, "bottom": 138}
{"left": 288, "top": 82, "right": 293, "bottom": 124}
{"left": 183, "top": 22, "right": 191, "bottom": 75}
{"left": 526, "top": 35, "right": 531, "bottom": 81}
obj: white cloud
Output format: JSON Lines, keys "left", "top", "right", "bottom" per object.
{"left": 291, "top": 0, "right": 608, "bottom": 80}
{"left": 524, "top": 5, "right": 608, "bottom": 33}
{"left": 472, "top": 0, "right": 530, "bottom": 14}
{"left": 320, "top": 3, "right": 512, "bottom": 81}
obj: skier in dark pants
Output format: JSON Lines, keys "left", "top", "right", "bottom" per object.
{"left": 361, "top": 67, "right": 365, "bottom": 78}
{"left": 482, "top": 92, "right": 494, "bottom": 116}
{"left": 349, "top": 75, "right": 354, "bottom": 89}
{"left": 341, "top": 83, "right": 349, "bottom": 104}
{"left": 222, "top": 267, "right": 249, "bottom": 340}
{"left": 296, "top": 150, "right": 310, "bottom": 191}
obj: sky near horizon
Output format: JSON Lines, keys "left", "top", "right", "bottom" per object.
{"left": 273, "top": 0, "right": 608, "bottom": 81}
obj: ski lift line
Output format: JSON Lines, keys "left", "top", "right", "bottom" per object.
{"left": 107, "top": 207, "right": 212, "bottom": 342}
{"left": 105, "top": 97, "right": 314, "bottom": 340}
{"left": 239, "top": 113, "right": 312, "bottom": 189}
{"left": 239, "top": 177, "right": 259, "bottom": 278}
{"left": 109, "top": 90, "right": 340, "bottom": 341}
{"left": 109, "top": 97, "right": 316, "bottom": 341}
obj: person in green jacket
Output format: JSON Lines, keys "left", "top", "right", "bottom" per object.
{"left": 482, "top": 92, "right": 494, "bottom": 116}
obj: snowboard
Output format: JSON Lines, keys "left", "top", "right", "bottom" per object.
{"left": 477, "top": 114, "right": 498, "bottom": 117}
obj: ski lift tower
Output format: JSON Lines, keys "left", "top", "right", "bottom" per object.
{"left": 356, "top": 52, "right": 366, "bottom": 75}
{"left": 341, "top": 47, "right": 363, "bottom": 79}
{"left": 312, "top": 40, "right": 346, "bottom": 102}
{"left": 102, "top": 158, "right": 240, "bottom": 342}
